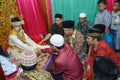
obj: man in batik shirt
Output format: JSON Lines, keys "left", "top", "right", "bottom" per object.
{"left": 63, "top": 20, "right": 87, "bottom": 61}
{"left": 76, "top": 13, "right": 91, "bottom": 36}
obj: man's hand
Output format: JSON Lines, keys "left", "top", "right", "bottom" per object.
{"left": 35, "top": 66, "right": 44, "bottom": 72}
{"left": 82, "top": 78, "right": 87, "bottom": 80}
{"left": 38, "top": 49, "right": 42, "bottom": 53}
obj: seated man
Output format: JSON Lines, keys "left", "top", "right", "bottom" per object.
{"left": 83, "top": 28, "right": 120, "bottom": 80}
{"left": 76, "top": 13, "right": 92, "bottom": 36}
{"left": 14, "top": 51, "right": 53, "bottom": 80}
{"left": 63, "top": 20, "right": 87, "bottom": 61}
{"left": 0, "top": 46, "right": 23, "bottom": 79}
{"left": 39, "top": 14, "right": 64, "bottom": 44}
{"left": 7, "top": 16, "right": 49, "bottom": 66}
{"left": 42, "top": 34, "right": 84, "bottom": 80}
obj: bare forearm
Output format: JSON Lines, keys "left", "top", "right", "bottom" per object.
{"left": 105, "top": 27, "right": 109, "bottom": 32}
{"left": 41, "top": 33, "right": 51, "bottom": 43}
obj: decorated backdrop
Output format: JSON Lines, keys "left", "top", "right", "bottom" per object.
{"left": 0, "top": 0, "right": 115, "bottom": 49}
{"left": 0, "top": 0, "right": 19, "bottom": 49}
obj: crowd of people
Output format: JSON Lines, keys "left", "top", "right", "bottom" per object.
{"left": 0, "top": 0, "right": 120, "bottom": 80}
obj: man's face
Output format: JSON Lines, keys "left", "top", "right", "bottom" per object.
{"left": 80, "top": 17, "right": 86, "bottom": 24}
{"left": 98, "top": 3, "right": 106, "bottom": 11}
{"left": 64, "top": 28, "right": 73, "bottom": 36}
{"left": 86, "top": 36, "right": 95, "bottom": 45}
{"left": 113, "top": 2, "right": 120, "bottom": 12}
{"left": 55, "top": 18, "right": 62, "bottom": 25}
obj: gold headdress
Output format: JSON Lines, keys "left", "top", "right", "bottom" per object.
{"left": 87, "top": 28, "right": 102, "bottom": 37}
{"left": 10, "top": 15, "right": 24, "bottom": 26}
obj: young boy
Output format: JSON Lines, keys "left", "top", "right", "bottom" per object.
{"left": 94, "top": 0, "right": 111, "bottom": 32}
{"left": 111, "top": 1, "right": 120, "bottom": 52}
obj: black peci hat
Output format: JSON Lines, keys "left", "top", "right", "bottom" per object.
{"left": 93, "top": 56, "right": 118, "bottom": 80}
{"left": 55, "top": 14, "right": 62, "bottom": 19}
{"left": 63, "top": 20, "right": 75, "bottom": 28}
{"left": 93, "top": 24, "right": 106, "bottom": 33}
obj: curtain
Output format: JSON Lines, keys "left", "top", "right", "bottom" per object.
{"left": 17, "top": 0, "right": 50, "bottom": 38}
{"left": 51, "top": 0, "right": 98, "bottom": 26}
{"left": 37, "top": 0, "right": 52, "bottom": 31}
{"left": 106, "top": 0, "right": 114, "bottom": 12}
{"left": 0, "top": 0, "right": 19, "bottom": 49}
{"left": 48, "top": 0, "right": 53, "bottom": 29}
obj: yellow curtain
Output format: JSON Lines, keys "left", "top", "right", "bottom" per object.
{"left": 0, "top": 0, "right": 19, "bottom": 49}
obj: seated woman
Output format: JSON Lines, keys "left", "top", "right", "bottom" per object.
{"left": 0, "top": 46, "right": 22, "bottom": 79}
{"left": 7, "top": 16, "right": 49, "bottom": 66}
{"left": 14, "top": 51, "right": 53, "bottom": 80}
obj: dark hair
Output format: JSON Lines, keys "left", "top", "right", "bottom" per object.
{"left": 93, "top": 24, "right": 105, "bottom": 33}
{"left": 11, "top": 17, "right": 20, "bottom": 22}
{"left": 56, "top": 44, "right": 65, "bottom": 50}
{"left": 98, "top": 0, "right": 106, "bottom": 5}
{"left": 0, "top": 46, "right": 10, "bottom": 58}
{"left": 55, "top": 14, "right": 62, "bottom": 19}
{"left": 114, "top": 0, "right": 120, "bottom": 4}
{"left": 92, "top": 36, "right": 102, "bottom": 41}
{"left": 93, "top": 56, "right": 118, "bottom": 80}
{"left": 21, "top": 64, "right": 37, "bottom": 71}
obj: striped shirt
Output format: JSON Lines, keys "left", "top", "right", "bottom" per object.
{"left": 94, "top": 10, "right": 112, "bottom": 27}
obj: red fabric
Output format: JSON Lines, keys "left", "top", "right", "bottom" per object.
{"left": 31, "top": 38, "right": 47, "bottom": 45}
{"left": 5, "top": 70, "right": 18, "bottom": 80}
{"left": 17, "top": 0, "right": 49, "bottom": 38}
{"left": 52, "top": 44, "right": 84, "bottom": 80}
{"left": 48, "top": 0, "right": 52, "bottom": 27}
{"left": 41, "top": 47, "right": 57, "bottom": 54}
{"left": 106, "top": 0, "right": 114, "bottom": 12}
{"left": 0, "top": 64, "right": 5, "bottom": 80}
{"left": 83, "top": 40, "right": 120, "bottom": 80}
{"left": 3, "top": 46, "right": 8, "bottom": 53}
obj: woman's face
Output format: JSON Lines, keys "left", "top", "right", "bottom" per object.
{"left": 86, "top": 36, "right": 94, "bottom": 45}
{"left": 13, "top": 25, "right": 21, "bottom": 31}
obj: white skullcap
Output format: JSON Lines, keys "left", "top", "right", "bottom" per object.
{"left": 50, "top": 34, "right": 64, "bottom": 47}
{"left": 79, "top": 13, "right": 86, "bottom": 18}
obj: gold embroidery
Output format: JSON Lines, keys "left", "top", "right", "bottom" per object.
{"left": 11, "top": 20, "right": 24, "bottom": 26}
{"left": 0, "top": 0, "right": 19, "bottom": 49}
{"left": 16, "top": 29, "right": 26, "bottom": 43}
{"left": 87, "top": 33, "right": 102, "bottom": 37}
{"left": 70, "top": 30, "right": 77, "bottom": 48}
{"left": 9, "top": 29, "right": 17, "bottom": 35}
